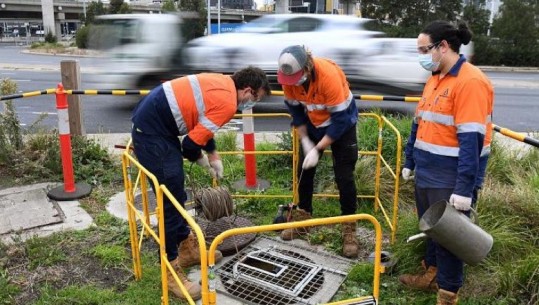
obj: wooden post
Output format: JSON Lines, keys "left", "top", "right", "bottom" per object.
{"left": 60, "top": 60, "right": 85, "bottom": 136}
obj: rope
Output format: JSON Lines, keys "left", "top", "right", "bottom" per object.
{"left": 194, "top": 186, "right": 234, "bottom": 222}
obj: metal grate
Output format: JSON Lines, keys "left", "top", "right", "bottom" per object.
{"left": 216, "top": 236, "right": 353, "bottom": 305}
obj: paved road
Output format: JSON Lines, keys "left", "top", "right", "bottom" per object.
{"left": 1, "top": 46, "right": 539, "bottom": 133}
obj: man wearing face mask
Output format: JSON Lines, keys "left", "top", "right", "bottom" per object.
{"left": 400, "top": 21, "right": 494, "bottom": 305}
{"left": 131, "top": 66, "right": 270, "bottom": 301}
{"left": 277, "top": 45, "right": 360, "bottom": 258}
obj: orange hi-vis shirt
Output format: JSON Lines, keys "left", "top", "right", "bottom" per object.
{"left": 406, "top": 56, "right": 494, "bottom": 196}
{"left": 163, "top": 73, "right": 237, "bottom": 146}
{"left": 283, "top": 57, "right": 353, "bottom": 128}
{"left": 415, "top": 61, "right": 494, "bottom": 157}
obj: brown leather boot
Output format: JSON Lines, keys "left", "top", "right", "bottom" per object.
{"left": 436, "top": 289, "right": 459, "bottom": 305}
{"left": 342, "top": 222, "right": 359, "bottom": 258}
{"left": 167, "top": 257, "right": 202, "bottom": 300}
{"left": 280, "top": 208, "right": 312, "bottom": 240}
{"left": 398, "top": 264, "right": 438, "bottom": 291}
{"left": 178, "top": 233, "right": 223, "bottom": 268}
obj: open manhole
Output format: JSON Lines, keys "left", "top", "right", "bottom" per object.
{"left": 216, "top": 236, "right": 353, "bottom": 305}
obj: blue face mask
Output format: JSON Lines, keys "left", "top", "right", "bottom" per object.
{"left": 238, "top": 99, "right": 256, "bottom": 111}
{"left": 418, "top": 53, "right": 441, "bottom": 71}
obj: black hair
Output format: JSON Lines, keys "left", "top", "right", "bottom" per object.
{"left": 421, "top": 21, "right": 473, "bottom": 54}
{"left": 231, "top": 66, "right": 271, "bottom": 96}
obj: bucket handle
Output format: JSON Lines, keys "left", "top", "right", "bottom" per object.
{"left": 406, "top": 206, "right": 479, "bottom": 243}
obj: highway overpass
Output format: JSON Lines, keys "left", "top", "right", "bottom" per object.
{"left": 0, "top": 0, "right": 269, "bottom": 39}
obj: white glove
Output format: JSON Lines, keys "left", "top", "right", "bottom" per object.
{"left": 449, "top": 194, "right": 472, "bottom": 211}
{"left": 401, "top": 168, "right": 414, "bottom": 181}
{"left": 302, "top": 148, "right": 320, "bottom": 169}
{"left": 300, "top": 137, "right": 315, "bottom": 156}
{"left": 196, "top": 154, "right": 216, "bottom": 178}
{"left": 210, "top": 159, "right": 224, "bottom": 179}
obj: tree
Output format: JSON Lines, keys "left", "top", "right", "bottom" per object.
{"left": 462, "top": 1, "right": 490, "bottom": 36}
{"left": 109, "top": 0, "right": 131, "bottom": 14}
{"left": 81, "top": 1, "right": 106, "bottom": 26}
{"left": 361, "top": 0, "right": 463, "bottom": 37}
{"left": 162, "top": 0, "right": 177, "bottom": 12}
{"left": 178, "top": 0, "right": 207, "bottom": 40}
{"left": 491, "top": 0, "right": 538, "bottom": 48}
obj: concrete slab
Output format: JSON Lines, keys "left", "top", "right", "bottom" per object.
{"left": 0, "top": 187, "right": 62, "bottom": 234}
{"left": 0, "top": 183, "right": 94, "bottom": 244}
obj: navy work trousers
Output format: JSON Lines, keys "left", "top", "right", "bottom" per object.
{"left": 415, "top": 187, "right": 471, "bottom": 293}
{"left": 298, "top": 125, "right": 358, "bottom": 215}
{"left": 132, "top": 130, "right": 190, "bottom": 261}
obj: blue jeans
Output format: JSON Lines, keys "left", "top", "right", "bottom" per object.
{"left": 415, "top": 187, "right": 470, "bottom": 293}
{"left": 132, "top": 130, "right": 190, "bottom": 261}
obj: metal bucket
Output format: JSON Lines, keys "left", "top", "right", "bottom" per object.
{"left": 418, "top": 201, "right": 493, "bottom": 266}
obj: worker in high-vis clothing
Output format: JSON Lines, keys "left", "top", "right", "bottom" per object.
{"left": 400, "top": 21, "right": 494, "bottom": 305}
{"left": 277, "top": 45, "right": 360, "bottom": 258}
{"left": 131, "top": 67, "right": 270, "bottom": 300}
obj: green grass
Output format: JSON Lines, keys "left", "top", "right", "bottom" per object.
{"left": 1, "top": 111, "right": 538, "bottom": 304}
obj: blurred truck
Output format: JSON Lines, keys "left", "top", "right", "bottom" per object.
{"left": 88, "top": 14, "right": 185, "bottom": 90}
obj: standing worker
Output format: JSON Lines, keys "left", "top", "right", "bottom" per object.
{"left": 399, "top": 21, "right": 494, "bottom": 305}
{"left": 277, "top": 45, "right": 360, "bottom": 258}
{"left": 131, "top": 67, "right": 271, "bottom": 300}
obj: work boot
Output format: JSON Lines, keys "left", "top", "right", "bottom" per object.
{"left": 436, "top": 289, "right": 459, "bottom": 305}
{"left": 398, "top": 264, "right": 438, "bottom": 292}
{"left": 178, "top": 233, "right": 223, "bottom": 268}
{"left": 342, "top": 222, "right": 359, "bottom": 258}
{"left": 167, "top": 257, "right": 202, "bottom": 300}
{"left": 280, "top": 208, "right": 312, "bottom": 240}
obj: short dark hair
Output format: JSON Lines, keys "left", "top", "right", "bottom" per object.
{"left": 231, "top": 66, "right": 271, "bottom": 96}
{"left": 421, "top": 21, "right": 472, "bottom": 54}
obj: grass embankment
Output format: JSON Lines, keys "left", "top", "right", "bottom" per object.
{"left": 1, "top": 78, "right": 537, "bottom": 304}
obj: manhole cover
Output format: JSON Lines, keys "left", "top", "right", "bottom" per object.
{"left": 216, "top": 236, "right": 353, "bottom": 305}
{"left": 0, "top": 189, "right": 63, "bottom": 235}
{"left": 199, "top": 216, "right": 257, "bottom": 256}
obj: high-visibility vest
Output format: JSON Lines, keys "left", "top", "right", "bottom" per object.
{"left": 163, "top": 73, "right": 237, "bottom": 146}
{"left": 414, "top": 62, "right": 494, "bottom": 157}
{"left": 283, "top": 58, "right": 353, "bottom": 128}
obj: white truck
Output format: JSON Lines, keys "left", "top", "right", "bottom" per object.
{"left": 89, "top": 14, "right": 185, "bottom": 90}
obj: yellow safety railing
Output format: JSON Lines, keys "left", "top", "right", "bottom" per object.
{"left": 121, "top": 144, "right": 209, "bottom": 305}
{"left": 218, "top": 112, "right": 402, "bottom": 242}
{"left": 207, "top": 214, "right": 384, "bottom": 305}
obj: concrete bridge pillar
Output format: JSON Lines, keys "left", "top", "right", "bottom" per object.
{"left": 41, "top": 0, "right": 55, "bottom": 36}
{"left": 274, "top": 0, "right": 290, "bottom": 14}
{"left": 341, "top": 0, "right": 357, "bottom": 15}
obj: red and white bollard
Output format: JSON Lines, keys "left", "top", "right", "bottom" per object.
{"left": 47, "top": 83, "right": 92, "bottom": 201}
{"left": 232, "top": 108, "right": 270, "bottom": 191}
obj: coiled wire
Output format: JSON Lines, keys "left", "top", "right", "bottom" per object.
{"left": 194, "top": 186, "right": 234, "bottom": 222}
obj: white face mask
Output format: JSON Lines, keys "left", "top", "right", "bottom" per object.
{"left": 295, "top": 73, "right": 308, "bottom": 86}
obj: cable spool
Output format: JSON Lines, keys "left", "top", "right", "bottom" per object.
{"left": 194, "top": 186, "right": 234, "bottom": 222}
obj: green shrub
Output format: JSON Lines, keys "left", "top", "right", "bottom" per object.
{"left": 44, "top": 31, "right": 57, "bottom": 43}
{"left": 75, "top": 25, "right": 90, "bottom": 49}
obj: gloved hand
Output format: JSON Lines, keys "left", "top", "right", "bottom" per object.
{"left": 208, "top": 152, "right": 224, "bottom": 179}
{"left": 449, "top": 194, "right": 472, "bottom": 211}
{"left": 401, "top": 168, "right": 414, "bottom": 181}
{"left": 196, "top": 154, "right": 216, "bottom": 178}
{"left": 302, "top": 148, "right": 320, "bottom": 169}
{"left": 300, "top": 137, "right": 315, "bottom": 156}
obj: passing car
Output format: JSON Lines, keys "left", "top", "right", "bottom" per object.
{"left": 182, "top": 14, "right": 382, "bottom": 75}
{"left": 351, "top": 38, "right": 474, "bottom": 95}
